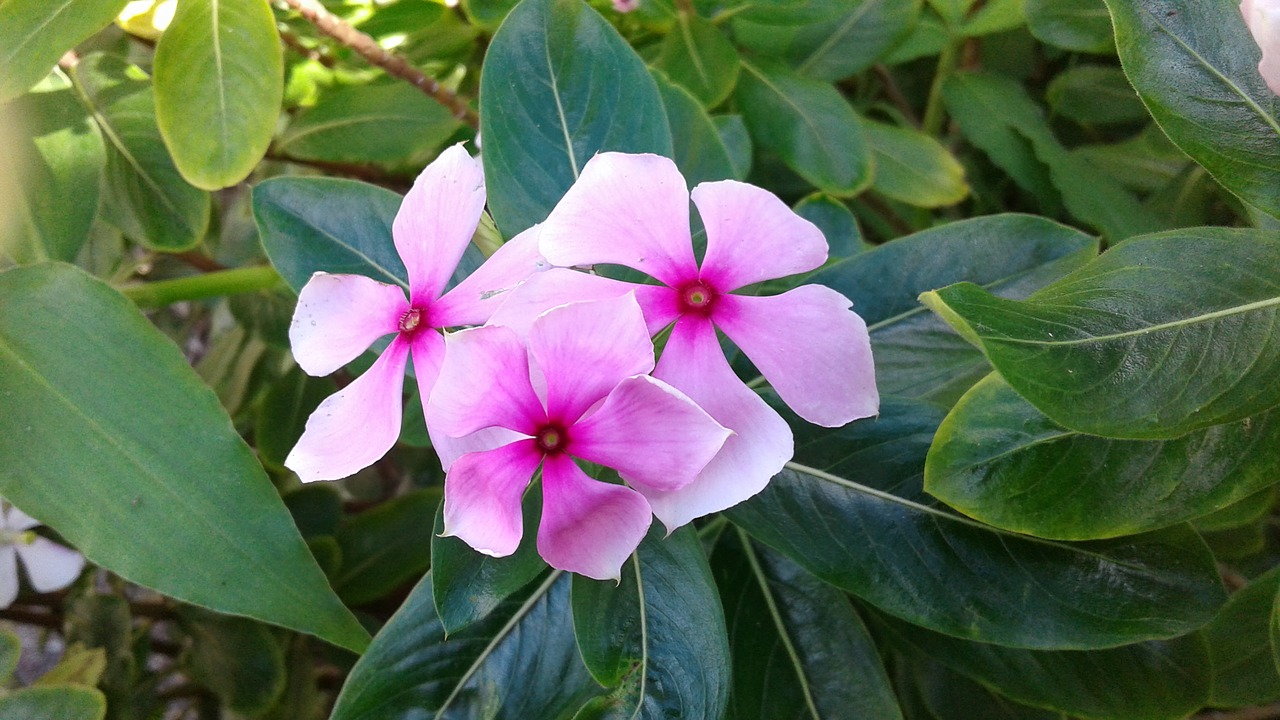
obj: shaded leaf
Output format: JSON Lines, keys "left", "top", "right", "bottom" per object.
{"left": 1202, "top": 567, "right": 1280, "bottom": 708}
{"left": 179, "top": 608, "right": 287, "bottom": 714}
{"left": 334, "top": 489, "right": 440, "bottom": 606}
{"left": 654, "top": 12, "right": 739, "bottom": 107}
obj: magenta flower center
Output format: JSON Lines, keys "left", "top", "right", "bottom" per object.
{"left": 677, "top": 280, "right": 718, "bottom": 316}
{"left": 399, "top": 306, "right": 427, "bottom": 336}
{"left": 535, "top": 424, "right": 569, "bottom": 455}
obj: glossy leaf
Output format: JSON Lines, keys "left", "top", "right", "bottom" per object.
{"left": 714, "top": 530, "right": 901, "bottom": 720}
{"left": 926, "top": 374, "right": 1280, "bottom": 540}
{"left": 571, "top": 524, "right": 730, "bottom": 718}
{"left": 1202, "top": 567, "right": 1280, "bottom": 708}
{"left": 0, "top": 686, "right": 106, "bottom": 720}
{"left": 331, "top": 571, "right": 602, "bottom": 719}
{"left": 736, "top": 60, "right": 871, "bottom": 196}
{"left": 334, "top": 489, "right": 440, "bottom": 606}
{"left": 0, "top": 263, "right": 369, "bottom": 653}
{"left": 863, "top": 119, "right": 968, "bottom": 208}
{"left": 0, "top": 0, "right": 128, "bottom": 103}
{"left": 480, "top": 0, "right": 672, "bottom": 237}
{"left": 654, "top": 12, "right": 739, "bottom": 108}
{"left": 920, "top": 228, "right": 1280, "bottom": 439}
{"left": 180, "top": 608, "right": 287, "bottom": 714}
{"left": 1025, "top": 0, "right": 1114, "bottom": 54}
{"left": 793, "top": 193, "right": 866, "bottom": 259}
{"left": 154, "top": 0, "right": 282, "bottom": 189}
{"left": 1103, "top": 0, "right": 1280, "bottom": 219}
{"left": 808, "top": 214, "right": 1098, "bottom": 407}
{"left": 726, "top": 397, "right": 1226, "bottom": 650}
{"left": 654, "top": 72, "right": 738, "bottom": 187}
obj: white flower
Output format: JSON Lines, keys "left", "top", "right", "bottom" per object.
{"left": 0, "top": 502, "right": 85, "bottom": 608}
{"left": 1242, "top": 0, "right": 1280, "bottom": 95}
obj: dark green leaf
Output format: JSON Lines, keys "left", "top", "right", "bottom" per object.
{"left": 913, "top": 659, "right": 1065, "bottom": 720}
{"left": 1072, "top": 125, "right": 1191, "bottom": 194}
{"left": 654, "top": 12, "right": 739, "bottom": 107}
{"left": 0, "top": 686, "right": 106, "bottom": 720}
{"left": 256, "top": 367, "right": 335, "bottom": 470}
{"left": 283, "top": 483, "right": 344, "bottom": 540}
{"left": 712, "top": 114, "right": 752, "bottom": 179}
{"left": 735, "top": 0, "right": 921, "bottom": 81}
{"left": 334, "top": 489, "right": 440, "bottom": 606}
{"left": 179, "top": 608, "right": 287, "bottom": 714}
{"left": 793, "top": 193, "right": 866, "bottom": 259}
{"left": 1025, "top": 0, "right": 1114, "bottom": 54}
{"left": 863, "top": 119, "right": 968, "bottom": 208}
{"left": 1202, "top": 567, "right": 1280, "bottom": 708}
{"left": 1045, "top": 65, "right": 1148, "bottom": 126}
{"left": 654, "top": 72, "right": 738, "bottom": 186}
{"left": 0, "top": 0, "right": 128, "bottom": 103}
{"left": 0, "top": 628, "right": 19, "bottom": 681}
{"left": 1193, "top": 486, "right": 1277, "bottom": 533}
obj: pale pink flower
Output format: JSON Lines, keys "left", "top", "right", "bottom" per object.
{"left": 426, "top": 294, "right": 731, "bottom": 581}
{"left": 286, "top": 144, "right": 542, "bottom": 482}
{"left": 0, "top": 501, "right": 84, "bottom": 608}
{"left": 1243, "top": 0, "right": 1280, "bottom": 95}
{"left": 612, "top": 0, "right": 640, "bottom": 12}
{"left": 515, "top": 152, "right": 878, "bottom": 529}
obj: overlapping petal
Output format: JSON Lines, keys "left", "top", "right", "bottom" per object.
{"left": 16, "top": 537, "right": 85, "bottom": 593}
{"left": 644, "top": 318, "right": 793, "bottom": 530}
{"left": 572, "top": 375, "right": 730, "bottom": 493}
{"left": 392, "top": 144, "right": 487, "bottom": 301}
{"left": 289, "top": 273, "right": 406, "bottom": 376}
{"left": 407, "top": 330, "right": 446, "bottom": 405}
{"left": 286, "top": 337, "right": 412, "bottom": 482}
{"left": 427, "top": 325, "right": 545, "bottom": 438}
{"left": 714, "top": 286, "right": 878, "bottom": 427}
{"left": 487, "top": 269, "right": 636, "bottom": 338}
{"left": 434, "top": 226, "right": 547, "bottom": 327}
{"left": 538, "top": 153, "right": 699, "bottom": 287}
{"left": 3, "top": 507, "right": 39, "bottom": 532}
{"left": 692, "top": 180, "right": 829, "bottom": 292}
{"left": 538, "top": 454, "right": 653, "bottom": 581}
{"left": 441, "top": 440, "right": 543, "bottom": 557}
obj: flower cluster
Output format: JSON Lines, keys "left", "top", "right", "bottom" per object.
{"left": 287, "top": 145, "right": 878, "bottom": 580}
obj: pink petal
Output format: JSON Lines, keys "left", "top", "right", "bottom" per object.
{"left": 528, "top": 294, "right": 654, "bottom": 423}
{"left": 692, "top": 180, "right": 828, "bottom": 292}
{"left": 285, "top": 337, "right": 411, "bottom": 482}
{"left": 537, "top": 454, "right": 652, "bottom": 581}
{"left": 16, "top": 538, "right": 84, "bottom": 593}
{"left": 3, "top": 506, "right": 40, "bottom": 532}
{"left": 392, "top": 144, "right": 487, "bottom": 301}
{"left": 644, "top": 317, "right": 793, "bottom": 531}
{"left": 425, "top": 325, "right": 545, "bottom": 438}
{"left": 538, "top": 153, "right": 699, "bottom": 287}
{"left": 289, "top": 272, "right": 407, "bottom": 377}
{"left": 407, "top": 329, "right": 446, "bottom": 404}
{"left": 714, "top": 286, "right": 878, "bottom": 427}
{"left": 572, "top": 375, "right": 730, "bottom": 493}
{"left": 434, "top": 225, "right": 548, "bottom": 327}
{"left": 0, "top": 547, "right": 16, "bottom": 608}
{"left": 441, "top": 440, "right": 543, "bottom": 557}
{"left": 430, "top": 425, "right": 529, "bottom": 472}
{"left": 486, "top": 268, "right": 637, "bottom": 339}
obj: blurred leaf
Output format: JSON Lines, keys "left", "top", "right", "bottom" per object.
{"left": 729, "top": 0, "right": 850, "bottom": 26}
{"left": 480, "top": 0, "right": 672, "bottom": 237}
{"left": 257, "top": 367, "right": 335, "bottom": 470}
{"left": 1202, "top": 567, "right": 1280, "bottom": 708}
{"left": 0, "top": 263, "right": 369, "bottom": 652}
{"left": 960, "top": 0, "right": 1025, "bottom": 36}
{"left": 283, "top": 483, "right": 344, "bottom": 539}
{"left": 179, "top": 607, "right": 287, "bottom": 714}
{"left": 1025, "top": 0, "right": 1114, "bottom": 54}
{"left": 920, "top": 228, "right": 1280, "bottom": 439}
{"left": 0, "top": 686, "right": 106, "bottom": 720}
{"left": 926, "top": 374, "right": 1280, "bottom": 539}
{"left": 334, "top": 489, "right": 441, "bottom": 606}
{"left": 194, "top": 323, "right": 280, "bottom": 418}
{"left": 864, "top": 119, "right": 968, "bottom": 208}
{"left": 1072, "top": 125, "right": 1190, "bottom": 193}
{"left": 654, "top": 12, "right": 739, "bottom": 107}
{"left": 1045, "top": 65, "right": 1148, "bottom": 126}
{"left": 1193, "top": 486, "right": 1276, "bottom": 533}
{"left": 1103, "top": 0, "right": 1280, "bottom": 220}
{"left": 154, "top": 0, "right": 282, "bottom": 189}
{"left": 793, "top": 193, "right": 867, "bottom": 259}
{"left": 260, "top": 636, "right": 326, "bottom": 720}
{"left": 35, "top": 644, "right": 107, "bottom": 688}
{"left": 713, "top": 114, "right": 752, "bottom": 179}
{"left": 0, "top": 628, "right": 19, "bottom": 681}
{"left": 913, "top": 659, "right": 1065, "bottom": 720}
{"left": 461, "top": 0, "right": 521, "bottom": 30}
{"left": 0, "top": 0, "right": 128, "bottom": 102}
{"left": 62, "top": 594, "right": 134, "bottom": 719}
{"left": 654, "top": 72, "right": 738, "bottom": 186}
{"left": 735, "top": 0, "right": 921, "bottom": 81}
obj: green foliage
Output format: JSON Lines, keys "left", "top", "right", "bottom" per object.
{"left": 0, "top": 0, "right": 128, "bottom": 103}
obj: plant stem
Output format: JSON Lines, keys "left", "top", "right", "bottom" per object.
{"left": 120, "top": 266, "right": 284, "bottom": 308}
{"left": 277, "top": 0, "right": 478, "bottom": 128}
{"left": 921, "top": 40, "right": 960, "bottom": 138}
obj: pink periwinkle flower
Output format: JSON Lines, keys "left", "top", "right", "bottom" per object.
{"left": 496, "top": 152, "right": 878, "bottom": 529}
{"left": 286, "top": 144, "right": 541, "bottom": 482}
{"left": 426, "top": 294, "right": 731, "bottom": 581}
{"left": 1243, "top": 0, "right": 1280, "bottom": 95}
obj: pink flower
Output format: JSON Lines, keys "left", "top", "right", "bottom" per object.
{"left": 1242, "top": 0, "right": 1280, "bottom": 95}
{"left": 286, "top": 144, "right": 542, "bottom": 482}
{"left": 426, "top": 294, "right": 731, "bottom": 581}
{"left": 612, "top": 0, "right": 640, "bottom": 12}
{"left": 522, "top": 152, "right": 878, "bottom": 529}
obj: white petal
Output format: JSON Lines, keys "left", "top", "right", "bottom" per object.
{"left": 16, "top": 538, "right": 85, "bottom": 593}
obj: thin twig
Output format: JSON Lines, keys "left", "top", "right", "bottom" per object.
{"left": 0, "top": 606, "right": 62, "bottom": 630}
{"left": 277, "top": 22, "right": 338, "bottom": 68}
{"left": 872, "top": 65, "right": 920, "bottom": 129}
{"left": 171, "top": 251, "right": 227, "bottom": 273}
{"left": 264, "top": 150, "right": 415, "bottom": 190}
{"left": 277, "top": 0, "right": 478, "bottom": 127}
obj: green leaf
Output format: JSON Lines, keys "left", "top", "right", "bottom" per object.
{"left": 480, "top": 0, "right": 672, "bottom": 237}
{"left": 333, "top": 489, "right": 440, "bottom": 606}
{"left": 1072, "top": 125, "right": 1191, "bottom": 194}
{"left": 276, "top": 83, "right": 461, "bottom": 167}
{"left": 926, "top": 374, "right": 1280, "bottom": 539}
{"left": 0, "top": 629, "right": 18, "bottom": 681}
{"left": 1192, "top": 486, "right": 1277, "bottom": 533}
{"left": 1202, "top": 567, "right": 1280, "bottom": 708}
{"left": 919, "top": 228, "right": 1280, "bottom": 439}
{"left": 1024, "top": 0, "right": 1114, "bottom": 54}
{"left": 793, "top": 193, "right": 866, "bottom": 259}
{"left": 6, "top": 71, "right": 104, "bottom": 265}
{"left": 332, "top": 571, "right": 602, "bottom": 719}
{"left": 654, "top": 12, "right": 739, "bottom": 108}
{"left": 735, "top": 0, "right": 921, "bottom": 81}
{"left": 913, "top": 660, "right": 1065, "bottom": 720}
{"left": 808, "top": 214, "right": 1098, "bottom": 407}
{"left": 0, "top": 0, "right": 128, "bottom": 103}
{"left": 736, "top": 60, "right": 871, "bottom": 196}
{"left": 1045, "top": 65, "right": 1149, "bottom": 126}
{"left": 571, "top": 524, "right": 729, "bottom": 718}
{"left": 0, "top": 686, "right": 106, "bottom": 720}
{"left": 713, "top": 114, "right": 752, "bottom": 180}
{"left": 714, "top": 530, "right": 901, "bottom": 720}
{"left": 69, "top": 54, "right": 211, "bottom": 252}
{"left": 863, "top": 119, "right": 968, "bottom": 208}
{"left": 153, "top": 0, "right": 282, "bottom": 189}
{"left": 256, "top": 367, "right": 334, "bottom": 470}
{"left": 654, "top": 72, "right": 738, "bottom": 187}
{"left": 726, "top": 397, "right": 1226, "bottom": 649}
{"left": 0, "top": 263, "right": 369, "bottom": 653}
{"left": 282, "top": 484, "right": 344, "bottom": 539}
{"left": 179, "top": 608, "right": 287, "bottom": 714}
{"left": 1102, "top": 0, "right": 1280, "bottom": 220}
{"left": 880, "top": 613, "right": 1211, "bottom": 720}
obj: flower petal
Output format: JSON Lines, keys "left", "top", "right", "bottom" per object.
{"left": 3, "top": 506, "right": 39, "bottom": 532}
{"left": 715, "top": 286, "right": 878, "bottom": 427}
{"left": 426, "top": 325, "right": 544, "bottom": 438}
{"left": 16, "top": 537, "right": 84, "bottom": 593}
{"left": 529, "top": 294, "right": 654, "bottom": 423}
{"left": 538, "top": 454, "right": 652, "bottom": 581}
{"left": 0, "top": 547, "right": 16, "bottom": 608}
{"left": 572, "top": 375, "right": 730, "bottom": 493}
{"left": 407, "top": 329, "right": 446, "bottom": 403}
{"left": 289, "top": 272, "right": 407, "bottom": 377}
{"left": 644, "top": 317, "right": 793, "bottom": 531}
{"left": 441, "top": 440, "right": 543, "bottom": 557}
{"left": 434, "top": 225, "right": 548, "bottom": 327}
{"left": 392, "top": 143, "right": 487, "bottom": 301}
{"left": 430, "top": 425, "right": 529, "bottom": 472}
{"left": 286, "top": 337, "right": 411, "bottom": 482}
{"left": 692, "top": 180, "right": 828, "bottom": 292}
{"left": 487, "top": 268, "right": 637, "bottom": 338}
{"left": 538, "top": 153, "right": 699, "bottom": 287}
